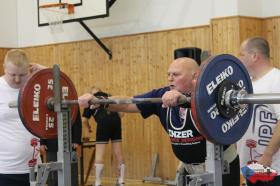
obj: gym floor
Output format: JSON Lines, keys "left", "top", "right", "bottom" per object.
{"left": 84, "top": 176, "right": 246, "bottom": 186}
{"left": 84, "top": 177, "right": 166, "bottom": 186}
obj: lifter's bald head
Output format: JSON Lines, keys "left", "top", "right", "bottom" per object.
{"left": 168, "top": 57, "right": 199, "bottom": 94}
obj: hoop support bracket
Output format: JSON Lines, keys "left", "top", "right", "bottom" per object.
{"left": 79, "top": 21, "right": 112, "bottom": 60}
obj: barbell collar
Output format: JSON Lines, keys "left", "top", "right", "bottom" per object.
{"left": 227, "top": 89, "right": 280, "bottom": 106}
{"left": 8, "top": 101, "right": 17, "bottom": 108}
{"left": 225, "top": 89, "right": 247, "bottom": 109}
{"left": 238, "top": 93, "right": 280, "bottom": 104}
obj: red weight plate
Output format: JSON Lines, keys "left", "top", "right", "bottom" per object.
{"left": 191, "top": 61, "right": 207, "bottom": 140}
{"left": 18, "top": 69, "right": 78, "bottom": 139}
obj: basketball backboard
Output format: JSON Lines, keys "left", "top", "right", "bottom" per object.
{"left": 37, "top": 0, "right": 108, "bottom": 26}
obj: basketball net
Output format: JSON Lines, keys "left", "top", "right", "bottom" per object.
{"left": 40, "top": 3, "right": 74, "bottom": 34}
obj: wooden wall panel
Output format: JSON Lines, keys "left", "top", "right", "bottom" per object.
{"left": 263, "top": 17, "right": 280, "bottom": 67}
{"left": 0, "top": 26, "right": 208, "bottom": 180}
{"left": 211, "top": 16, "right": 264, "bottom": 57}
{"left": 211, "top": 17, "right": 241, "bottom": 55}
{"left": 239, "top": 17, "right": 264, "bottom": 44}
{"left": 0, "top": 48, "right": 10, "bottom": 74}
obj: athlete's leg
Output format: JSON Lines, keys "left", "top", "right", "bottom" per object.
{"left": 94, "top": 143, "right": 107, "bottom": 186}
{"left": 112, "top": 141, "right": 125, "bottom": 185}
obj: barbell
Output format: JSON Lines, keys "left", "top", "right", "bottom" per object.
{"left": 11, "top": 54, "right": 280, "bottom": 144}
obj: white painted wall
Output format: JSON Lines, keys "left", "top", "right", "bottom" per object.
{"left": 261, "top": 0, "right": 280, "bottom": 17}
{"left": 0, "top": 0, "right": 18, "bottom": 48}
{"left": 238, "top": 0, "right": 262, "bottom": 17}
{"left": 87, "top": 0, "right": 214, "bottom": 38}
{"left": 0, "top": 0, "right": 279, "bottom": 48}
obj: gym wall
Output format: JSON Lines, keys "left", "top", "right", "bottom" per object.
{"left": 0, "top": 15, "right": 280, "bottom": 180}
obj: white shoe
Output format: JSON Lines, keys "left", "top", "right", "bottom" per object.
{"left": 115, "top": 182, "right": 124, "bottom": 186}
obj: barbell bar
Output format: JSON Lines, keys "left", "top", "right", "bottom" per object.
{"left": 9, "top": 96, "right": 191, "bottom": 108}
{"left": 12, "top": 54, "right": 280, "bottom": 144}
{"left": 9, "top": 89, "right": 280, "bottom": 108}
{"left": 46, "top": 96, "right": 190, "bottom": 109}
{"left": 229, "top": 90, "right": 280, "bottom": 105}
{"left": 69, "top": 91, "right": 280, "bottom": 106}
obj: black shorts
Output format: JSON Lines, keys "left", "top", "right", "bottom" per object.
{"left": 0, "top": 173, "right": 30, "bottom": 186}
{"left": 96, "top": 118, "right": 122, "bottom": 144}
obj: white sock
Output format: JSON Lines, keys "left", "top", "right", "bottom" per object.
{"left": 94, "top": 164, "right": 104, "bottom": 186}
{"left": 117, "top": 163, "right": 125, "bottom": 183}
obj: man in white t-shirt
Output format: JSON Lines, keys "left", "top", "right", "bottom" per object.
{"left": 0, "top": 49, "right": 42, "bottom": 186}
{"left": 237, "top": 37, "right": 280, "bottom": 186}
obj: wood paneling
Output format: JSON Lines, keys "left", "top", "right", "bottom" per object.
{"left": 0, "top": 26, "right": 210, "bottom": 180}
{"left": 263, "top": 17, "right": 280, "bottom": 67}
{"left": 211, "top": 17, "right": 241, "bottom": 55}
{"left": 239, "top": 17, "right": 263, "bottom": 43}
{"left": 211, "top": 16, "right": 263, "bottom": 56}
{"left": 0, "top": 15, "right": 279, "bottom": 181}
{"left": 0, "top": 48, "right": 9, "bottom": 74}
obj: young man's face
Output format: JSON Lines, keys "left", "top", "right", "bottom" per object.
{"left": 4, "top": 62, "right": 29, "bottom": 89}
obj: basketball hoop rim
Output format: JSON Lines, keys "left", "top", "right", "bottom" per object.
{"left": 39, "top": 3, "right": 75, "bottom": 14}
